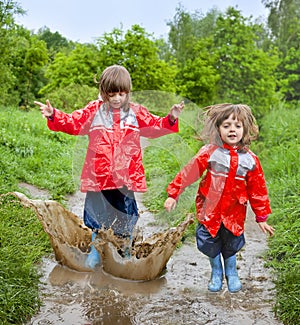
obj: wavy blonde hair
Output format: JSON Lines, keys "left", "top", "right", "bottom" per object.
{"left": 95, "top": 65, "right": 132, "bottom": 111}
{"left": 200, "top": 103, "right": 259, "bottom": 148}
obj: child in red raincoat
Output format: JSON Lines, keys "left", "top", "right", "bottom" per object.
{"left": 164, "top": 103, "right": 274, "bottom": 293}
{"left": 35, "top": 65, "right": 184, "bottom": 267}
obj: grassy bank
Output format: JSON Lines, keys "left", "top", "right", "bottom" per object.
{"left": 252, "top": 106, "right": 300, "bottom": 324}
{"left": 0, "top": 104, "right": 299, "bottom": 324}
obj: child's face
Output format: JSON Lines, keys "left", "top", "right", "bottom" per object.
{"left": 219, "top": 113, "right": 244, "bottom": 147}
{"left": 107, "top": 92, "right": 128, "bottom": 109}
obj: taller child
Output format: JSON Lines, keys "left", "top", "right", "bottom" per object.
{"left": 35, "top": 65, "right": 184, "bottom": 268}
{"left": 164, "top": 103, "right": 274, "bottom": 293}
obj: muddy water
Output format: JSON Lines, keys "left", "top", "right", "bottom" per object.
{"left": 20, "top": 186, "right": 281, "bottom": 325}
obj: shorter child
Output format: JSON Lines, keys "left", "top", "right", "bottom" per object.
{"left": 164, "top": 103, "right": 274, "bottom": 293}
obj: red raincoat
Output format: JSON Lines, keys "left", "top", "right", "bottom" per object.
{"left": 47, "top": 100, "right": 179, "bottom": 192}
{"left": 167, "top": 143, "right": 272, "bottom": 237}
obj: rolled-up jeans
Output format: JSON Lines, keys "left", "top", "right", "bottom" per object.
{"left": 83, "top": 187, "right": 139, "bottom": 238}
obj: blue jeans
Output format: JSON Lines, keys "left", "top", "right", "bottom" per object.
{"left": 196, "top": 223, "right": 245, "bottom": 259}
{"left": 83, "top": 187, "right": 139, "bottom": 238}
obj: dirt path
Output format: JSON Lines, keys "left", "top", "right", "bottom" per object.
{"left": 22, "top": 186, "right": 281, "bottom": 325}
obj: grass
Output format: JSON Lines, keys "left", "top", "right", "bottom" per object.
{"left": 0, "top": 106, "right": 78, "bottom": 199}
{"left": 252, "top": 107, "right": 300, "bottom": 324}
{"left": 0, "top": 194, "right": 51, "bottom": 324}
{"left": 0, "top": 106, "right": 77, "bottom": 324}
{"left": 0, "top": 103, "right": 299, "bottom": 324}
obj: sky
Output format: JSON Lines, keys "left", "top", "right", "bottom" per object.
{"left": 16, "top": 0, "right": 269, "bottom": 43}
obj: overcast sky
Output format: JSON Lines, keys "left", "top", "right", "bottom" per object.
{"left": 16, "top": 0, "right": 269, "bottom": 43}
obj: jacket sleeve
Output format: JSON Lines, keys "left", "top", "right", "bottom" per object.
{"left": 246, "top": 154, "right": 272, "bottom": 217}
{"left": 47, "top": 101, "right": 99, "bottom": 135}
{"left": 166, "top": 145, "right": 211, "bottom": 200}
{"left": 135, "top": 105, "right": 179, "bottom": 138}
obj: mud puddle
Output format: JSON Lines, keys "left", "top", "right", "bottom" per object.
{"left": 20, "top": 184, "right": 281, "bottom": 325}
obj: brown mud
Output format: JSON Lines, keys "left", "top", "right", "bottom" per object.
{"left": 12, "top": 191, "right": 193, "bottom": 281}
{"left": 17, "top": 184, "right": 281, "bottom": 325}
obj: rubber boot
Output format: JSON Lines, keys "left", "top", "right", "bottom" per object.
{"left": 224, "top": 254, "right": 242, "bottom": 293}
{"left": 208, "top": 254, "right": 223, "bottom": 292}
{"left": 85, "top": 232, "right": 101, "bottom": 269}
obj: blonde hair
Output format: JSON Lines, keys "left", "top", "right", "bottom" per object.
{"left": 200, "top": 103, "right": 259, "bottom": 148}
{"left": 95, "top": 65, "right": 132, "bottom": 110}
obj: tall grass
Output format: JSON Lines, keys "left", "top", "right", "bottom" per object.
{"left": 252, "top": 107, "right": 300, "bottom": 325}
{"left": 0, "top": 194, "right": 51, "bottom": 324}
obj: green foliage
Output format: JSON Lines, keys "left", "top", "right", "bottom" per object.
{"left": 0, "top": 194, "right": 51, "bottom": 324}
{"left": 96, "top": 25, "right": 177, "bottom": 92}
{"left": 41, "top": 84, "right": 98, "bottom": 112}
{"left": 175, "top": 37, "right": 220, "bottom": 105}
{"left": 213, "top": 7, "right": 279, "bottom": 116}
{"left": 264, "top": 0, "right": 300, "bottom": 54}
{"left": 36, "top": 26, "right": 73, "bottom": 57}
{"left": 263, "top": 0, "right": 300, "bottom": 102}
{"left": 277, "top": 46, "right": 300, "bottom": 101}
{"left": 167, "top": 5, "right": 220, "bottom": 65}
{"left": 0, "top": 1, "right": 24, "bottom": 106}
{"left": 41, "top": 43, "right": 100, "bottom": 94}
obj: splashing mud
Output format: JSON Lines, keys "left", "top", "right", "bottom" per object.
{"left": 10, "top": 191, "right": 193, "bottom": 280}
{"left": 13, "top": 185, "right": 280, "bottom": 324}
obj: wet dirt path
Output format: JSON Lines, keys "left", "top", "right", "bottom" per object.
{"left": 22, "top": 185, "right": 281, "bottom": 325}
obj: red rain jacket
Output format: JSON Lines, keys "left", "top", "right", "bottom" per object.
{"left": 47, "top": 100, "right": 179, "bottom": 192}
{"left": 167, "top": 143, "right": 272, "bottom": 237}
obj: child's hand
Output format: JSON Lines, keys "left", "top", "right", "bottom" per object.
{"left": 258, "top": 222, "right": 275, "bottom": 236}
{"left": 164, "top": 197, "right": 177, "bottom": 212}
{"left": 34, "top": 100, "right": 54, "bottom": 118}
{"left": 169, "top": 101, "right": 184, "bottom": 121}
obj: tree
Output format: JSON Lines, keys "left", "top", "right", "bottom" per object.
{"left": 277, "top": 46, "right": 300, "bottom": 101}
{"left": 96, "top": 25, "right": 177, "bottom": 93}
{"left": 263, "top": 0, "right": 300, "bottom": 54}
{"left": 176, "top": 37, "right": 219, "bottom": 105}
{"left": 167, "top": 5, "right": 220, "bottom": 66}
{"left": 0, "top": 0, "right": 24, "bottom": 106}
{"left": 40, "top": 43, "right": 100, "bottom": 94}
{"left": 36, "top": 26, "right": 75, "bottom": 60}
{"left": 263, "top": 0, "right": 300, "bottom": 101}
{"left": 213, "top": 7, "right": 278, "bottom": 116}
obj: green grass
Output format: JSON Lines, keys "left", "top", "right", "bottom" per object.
{"left": 0, "top": 194, "right": 51, "bottom": 324}
{"left": 252, "top": 107, "right": 300, "bottom": 325}
{"left": 0, "top": 106, "right": 78, "bottom": 199}
{"left": 0, "top": 106, "right": 77, "bottom": 323}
